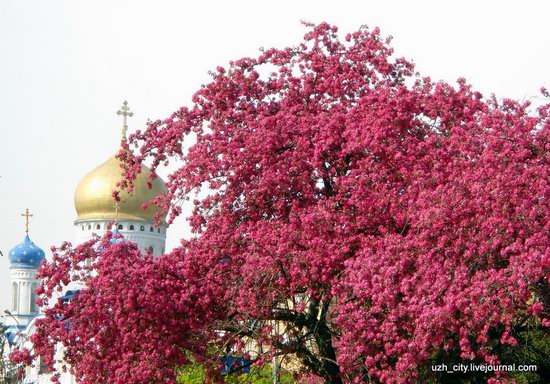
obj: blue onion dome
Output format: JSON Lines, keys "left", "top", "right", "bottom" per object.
{"left": 8, "top": 235, "right": 46, "bottom": 269}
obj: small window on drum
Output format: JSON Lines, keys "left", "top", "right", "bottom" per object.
{"left": 87, "top": 225, "right": 91, "bottom": 230}
{"left": 30, "top": 283, "right": 38, "bottom": 313}
{"left": 96, "top": 224, "right": 100, "bottom": 230}
{"left": 39, "top": 357, "right": 47, "bottom": 374}
{"left": 129, "top": 225, "right": 135, "bottom": 230}
{"left": 12, "top": 283, "right": 18, "bottom": 311}
{"left": 140, "top": 225, "right": 145, "bottom": 231}
{"left": 117, "top": 224, "right": 123, "bottom": 230}
{"left": 150, "top": 227, "right": 154, "bottom": 232}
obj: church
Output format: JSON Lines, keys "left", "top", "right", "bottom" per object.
{"left": 2, "top": 102, "right": 168, "bottom": 384}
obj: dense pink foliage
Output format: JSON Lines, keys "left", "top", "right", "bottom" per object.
{"left": 15, "top": 23, "right": 550, "bottom": 383}
{"left": 29, "top": 234, "right": 219, "bottom": 383}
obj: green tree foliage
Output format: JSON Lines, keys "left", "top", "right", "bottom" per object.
{"left": 0, "top": 323, "right": 18, "bottom": 384}
{"left": 177, "top": 362, "right": 296, "bottom": 384}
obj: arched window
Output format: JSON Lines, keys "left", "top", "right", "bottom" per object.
{"left": 39, "top": 357, "right": 47, "bottom": 374}
{"left": 157, "top": 228, "right": 160, "bottom": 233}
{"left": 96, "top": 224, "right": 101, "bottom": 230}
{"left": 12, "top": 283, "right": 18, "bottom": 312}
{"left": 140, "top": 225, "right": 145, "bottom": 231}
{"left": 87, "top": 224, "right": 91, "bottom": 230}
{"left": 117, "top": 224, "right": 123, "bottom": 230}
{"left": 30, "top": 283, "right": 38, "bottom": 313}
{"left": 129, "top": 225, "right": 135, "bottom": 230}
{"left": 150, "top": 227, "right": 154, "bottom": 232}
{"left": 147, "top": 246, "right": 154, "bottom": 254}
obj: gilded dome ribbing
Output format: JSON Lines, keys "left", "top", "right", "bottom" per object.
{"left": 74, "top": 155, "right": 167, "bottom": 222}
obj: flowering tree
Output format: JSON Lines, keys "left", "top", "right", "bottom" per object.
{"left": 13, "top": 23, "right": 550, "bottom": 383}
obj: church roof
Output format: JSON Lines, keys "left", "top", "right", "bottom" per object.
{"left": 8, "top": 235, "right": 46, "bottom": 269}
{"left": 73, "top": 155, "right": 167, "bottom": 223}
{"left": 3, "top": 324, "right": 25, "bottom": 345}
{"left": 73, "top": 101, "right": 167, "bottom": 224}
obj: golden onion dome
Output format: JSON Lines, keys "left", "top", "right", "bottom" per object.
{"left": 74, "top": 155, "right": 167, "bottom": 222}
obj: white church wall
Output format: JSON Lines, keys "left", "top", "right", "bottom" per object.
{"left": 74, "top": 220, "right": 167, "bottom": 256}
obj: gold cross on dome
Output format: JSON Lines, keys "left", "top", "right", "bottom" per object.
{"left": 116, "top": 100, "right": 134, "bottom": 141}
{"left": 21, "top": 208, "right": 33, "bottom": 235}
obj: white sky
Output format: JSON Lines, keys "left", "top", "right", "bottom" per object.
{"left": 0, "top": 0, "right": 549, "bottom": 313}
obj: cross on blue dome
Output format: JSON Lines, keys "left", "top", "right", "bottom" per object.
{"left": 8, "top": 235, "right": 46, "bottom": 269}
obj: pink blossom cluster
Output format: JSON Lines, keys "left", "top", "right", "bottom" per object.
{"left": 14, "top": 234, "right": 220, "bottom": 383}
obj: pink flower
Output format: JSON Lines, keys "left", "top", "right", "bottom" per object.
{"left": 530, "top": 302, "right": 544, "bottom": 317}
